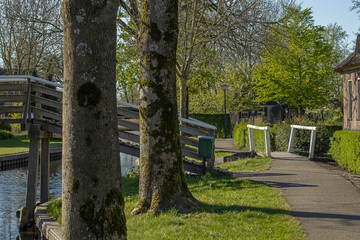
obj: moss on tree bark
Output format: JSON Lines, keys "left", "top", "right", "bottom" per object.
{"left": 132, "top": 0, "right": 198, "bottom": 215}
{"left": 61, "top": 1, "right": 126, "bottom": 239}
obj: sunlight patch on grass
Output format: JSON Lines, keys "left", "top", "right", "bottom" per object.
{"left": 218, "top": 157, "right": 273, "bottom": 172}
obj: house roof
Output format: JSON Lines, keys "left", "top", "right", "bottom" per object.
{"left": 334, "top": 34, "right": 360, "bottom": 74}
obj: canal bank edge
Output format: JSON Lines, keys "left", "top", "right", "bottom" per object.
{"left": 35, "top": 202, "right": 62, "bottom": 240}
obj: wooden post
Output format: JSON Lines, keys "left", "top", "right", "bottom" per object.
{"left": 264, "top": 128, "right": 271, "bottom": 158}
{"left": 309, "top": 129, "right": 317, "bottom": 159}
{"left": 207, "top": 128, "right": 216, "bottom": 169}
{"left": 248, "top": 127, "right": 254, "bottom": 152}
{"left": 288, "top": 126, "right": 296, "bottom": 153}
{"left": 23, "top": 124, "right": 41, "bottom": 227}
{"left": 40, "top": 133, "right": 52, "bottom": 203}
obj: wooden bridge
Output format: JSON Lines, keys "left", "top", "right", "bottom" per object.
{"left": 0, "top": 75, "right": 216, "bottom": 227}
{"left": 0, "top": 75, "right": 216, "bottom": 161}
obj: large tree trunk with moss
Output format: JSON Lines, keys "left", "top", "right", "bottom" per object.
{"left": 132, "top": 0, "right": 197, "bottom": 215}
{"left": 61, "top": 1, "right": 126, "bottom": 239}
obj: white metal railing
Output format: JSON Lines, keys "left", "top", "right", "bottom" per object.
{"left": 247, "top": 125, "right": 271, "bottom": 157}
{"left": 287, "top": 125, "right": 317, "bottom": 159}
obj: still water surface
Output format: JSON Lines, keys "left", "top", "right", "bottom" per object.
{"left": 0, "top": 153, "right": 137, "bottom": 240}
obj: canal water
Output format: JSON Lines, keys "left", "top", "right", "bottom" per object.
{"left": 0, "top": 153, "right": 138, "bottom": 240}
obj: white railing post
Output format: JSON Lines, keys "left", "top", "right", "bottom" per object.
{"left": 247, "top": 125, "right": 271, "bottom": 157}
{"left": 288, "top": 126, "right": 296, "bottom": 153}
{"left": 309, "top": 129, "right": 317, "bottom": 159}
{"left": 264, "top": 127, "right": 271, "bottom": 158}
{"left": 248, "top": 127, "right": 254, "bottom": 152}
{"left": 288, "top": 125, "right": 317, "bottom": 159}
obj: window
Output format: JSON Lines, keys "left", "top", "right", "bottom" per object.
{"left": 358, "top": 78, "right": 360, "bottom": 120}
{"left": 348, "top": 80, "right": 353, "bottom": 120}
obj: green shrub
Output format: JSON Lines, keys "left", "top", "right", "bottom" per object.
{"left": 0, "top": 130, "right": 13, "bottom": 140}
{"left": 272, "top": 124, "right": 291, "bottom": 152}
{"left": 330, "top": 131, "right": 360, "bottom": 174}
{"left": 273, "top": 124, "right": 330, "bottom": 156}
{"left": 0, "top": 124, "right": 11, "bottom": 132}
{"left": 233, "top": 121, "right": 248, "bottom": 148}
{"left": 233, "top": 121, "right": 268, "bottom": 152}
{"left": 190, "top": 113, "right": 230, "bottom": 138}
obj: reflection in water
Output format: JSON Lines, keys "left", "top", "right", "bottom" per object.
{"left": 0, "top": 153, "right": 137, "bottom": 240}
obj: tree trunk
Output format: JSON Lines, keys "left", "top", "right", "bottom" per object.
{"left": 179, "top": 75, "right": 189, "bottom": 119}
{"left": 61, "top": 1, "right": 126, "bottom": 239}
{"left": 132, "top": 0, "right": 197, "bottom": 215}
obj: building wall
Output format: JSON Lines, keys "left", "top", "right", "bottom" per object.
{"left": 343, "top": 69, "right": 360, "bottom": 130}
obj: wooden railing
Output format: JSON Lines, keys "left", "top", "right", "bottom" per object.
{"left": 117, "top": 101, "right": 217, "bottom": 163}
{"left": 0, "top": 75, "right": 63, "bottom": 133}
{"left": 0, "top": 75, "right": 217, "bottom": 162}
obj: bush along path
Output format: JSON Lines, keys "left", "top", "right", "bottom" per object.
{"left": 234, "top": 152, "right": 360, "bottom": 240}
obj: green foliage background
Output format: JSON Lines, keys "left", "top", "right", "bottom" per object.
{"left": 190, "top": 114, "right": 231, "bottom": 138}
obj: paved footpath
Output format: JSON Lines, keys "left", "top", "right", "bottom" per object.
{"left": 215, "top": 140, "right": 360, "bottom": 240}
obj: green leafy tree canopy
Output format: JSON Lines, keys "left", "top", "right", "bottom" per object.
{"left": 253, "top": 7, "right": 335, "bottom": 112}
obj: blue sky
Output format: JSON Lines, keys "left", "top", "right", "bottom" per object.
{"left": 300, "top": 0, "right": 360, "bottom": 46}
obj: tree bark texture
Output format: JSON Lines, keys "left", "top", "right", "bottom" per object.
{"left": 133, "top": 0, "right": 197, "bottom": 214}
{"left": 61, "top": 1, "right": 126, "bottom": 239}
{"left": 179, "top": 76, "right": 189, "bottom": 119}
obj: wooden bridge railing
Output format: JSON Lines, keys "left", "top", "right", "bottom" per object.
{"left": 117, "top": 101, "right": 217, "bottom": 165}
{"left": 0, "top": 75, "right": 63, "bottom": 134}
{"left": 0, "top": 75, "right": 217, "bottom": 162}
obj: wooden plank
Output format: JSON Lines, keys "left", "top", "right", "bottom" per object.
{"left": 0, "top": 83, "right": 27, "bottom": 91}
{"left": 179, "top": 125, "right": 208, "bottom": 137}
{"left": 32, "top": 119, "right": 62, "bottom": 135}
{"left": 31, "top": 107, "right": 62, "bottom": 121}
{"left": 119, "top": 131, "right": 140, "bottom": 143}
{"left": 180, "top": 136, "right": 198, "bottom": 148}
{"left": 31, "top": 85, "right": 62, "bottom": 99}
{"left": 118, "top": 119, "right": 139, "bottom": 131}
{"left": 117, "top": 107, "right": 139, "bottom": 119}
{"left": 0, "top": 106, "right": 23, "bottom": 113}
{"left": 119, "top": 142, "right": 140, "bottom": 157}
{"left": 0, "top": 95, "right": 26, "bottom": 102}
{"left": 0, "top": 118, "right": 23, "bottom": 124}
{"left": 31, "top": 95, "right": 62, "bottom": 110}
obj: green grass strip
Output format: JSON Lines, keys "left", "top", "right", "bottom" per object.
{"left": 0, "top": 135, "right": 62, "bottom": 156}
{"left": 48, "top": 171, "right": 306, "bottom": 239}
{"left": 218, "top": 157, "right": 273, "bottom": 172}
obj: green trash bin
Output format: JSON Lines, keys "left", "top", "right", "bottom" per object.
{"left": 198, "top": 136, "right": 214, "bottom": 158}
{"left": 198, "top": 136, "right": 214, "bottom": 174}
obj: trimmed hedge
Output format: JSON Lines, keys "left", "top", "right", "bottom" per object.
{"left": 330, "top": 131, "right": 360, "bottom": 174}
{"left": 190, "top": 113, "right": 231, "bottom": 138}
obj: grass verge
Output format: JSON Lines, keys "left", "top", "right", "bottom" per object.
{"left": 218, "top": 157, "right": 273, "bottom": 172}
{"left": 48, "top": 171, "right": 306, "bottom": 239}
{"left": 0, "top": 135, "right": 62, "bottom": 156}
